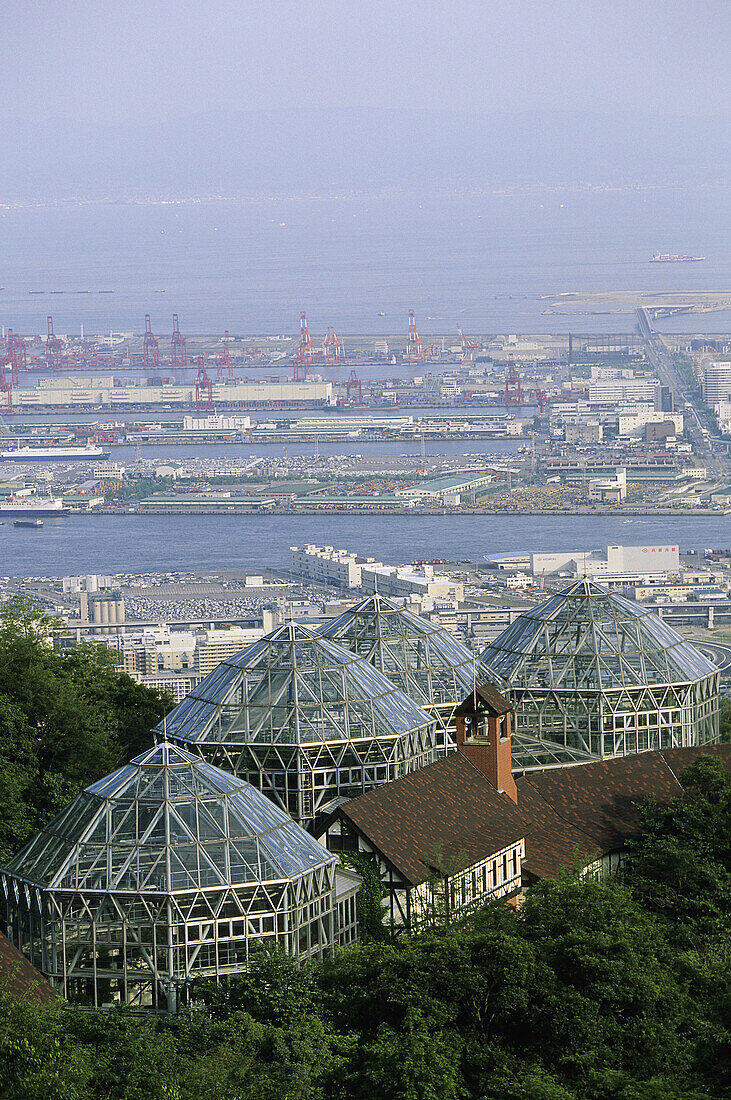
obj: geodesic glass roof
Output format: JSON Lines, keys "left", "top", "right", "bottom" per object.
{"left": 510, "top": 732, "right": 599, "bottom": 771}
{"left": 318, "top": 594, "right": 491, "bottom": 710}
{"left": 3, "top": 742, "right": 334, "bottom": 893}
{"left": 480, "top": 579, "right": 717, "bottom": 691}
{"left": 156, "top": 621, "right": 434, "bottom": 747}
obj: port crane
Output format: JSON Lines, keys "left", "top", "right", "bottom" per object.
{"left": 457, "top": 324, "right": 480, "bottom": 367}
{"left": 143, "top": 315, "right": 159, "bottom": 370}
{"left": 0, "top": 355, "right": 12, "bottom": 411}
{"left": 216, "top": 330, "right": 235, "bottom": 381}
{"left": 293, "top": 311, "right": 314, "bottom": 381}
{"left": 345, "top": 369, "right": 363, "bottom": 406}
{"left": 46, "top": 316, "right": 63, "bottom": 371}
{"left": 504, "top": 354, "right": 523, "bottom": 405}
{"left": 171, "top": 314, "right": 187, "bottom": 369}
{"left": 194, "top": 356, "right": 214, "bottom": 411}
{"left": 405, "top": 309, "right": 426, "bottom": 361}
{"left": 503, "top": 354, "right": 550, "bottom": 413}
{"left": 5, "top": 331, "right": 25, "bottom": 385}
{"left": 323, "top": 326, "right": 346, "bottom": 365}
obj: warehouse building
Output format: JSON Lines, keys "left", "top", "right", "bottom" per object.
{"left": 11, "top": 378, "right": 334, "bottom": 409}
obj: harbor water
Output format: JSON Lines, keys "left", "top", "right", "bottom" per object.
{"left": 1, "top": 185, "right": 730, "bottom": 336}
{"left": 1, "top": 513, "right": 727, "bottom": 577}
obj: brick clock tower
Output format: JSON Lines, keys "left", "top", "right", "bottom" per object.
{"left": 454, "top": 684, "right": 518, "bottom": 803}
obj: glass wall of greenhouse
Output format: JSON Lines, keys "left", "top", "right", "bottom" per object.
{"left": 480, "top": 580, "right": 720, "bottom": 757}
{"left": 157, "top": 622, "right": 438, "bottom": 826}
{"left": 0, "top": 743, "right": 338, "bottom": 1011}
{"left": 318, "top": 594, "right": 492, "bottom": 752}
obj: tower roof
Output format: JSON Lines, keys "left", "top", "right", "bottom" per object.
{"left": 480, "top": 581, "right": 716, "bottom": 691}
{"left": 156, "top": 620, "right": 434, "bottom": 747}
{"left": 2, "top": 742, "right": 333, "bottom": 893}
{"left": 318, "top": 594, "right": 491, "bottom": 709}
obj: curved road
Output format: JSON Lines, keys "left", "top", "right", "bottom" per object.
{"left": 694, "top": 641, "right": 731, "bottom": 674}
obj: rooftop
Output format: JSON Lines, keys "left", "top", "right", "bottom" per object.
{"left": 481, "top": 579, "right": 716, "bottom": 690}
{"left": 332, "top": 751, "right": 525, "bottom": 886}
{"left": 2, "top": 741, "right": 333, "bottom": 893}
{"left": 156, "top": 620, "right": 434, "bottom": 747}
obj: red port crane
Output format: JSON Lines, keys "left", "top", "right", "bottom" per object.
{"left": 46, "top": 316, "right": 63, "bottom": 371}
{"left": 504, "top": 354, "right": 523, "bottom": 405}
{"left": 532, "top": 389, "right": 549, "bottom": 414}
{"left": 457, "top": 323, "right": 480, "bottom": 367}
{"left": 0, "top": 347, "right": 12, "bottom": 412}
{"left": 405, "top": 308, "right": 426, "bottom": 361}
{"left": 6, "top": 330, "right": 24, "bottom": 385}
{"left": 293, "top": 311, "right": 314, "bottom": 381}
{"left": 216, "top": 330, "right": 235, "bottom": 381}
{"left": 143, "top": 315, "right": 159, "bottom": 369}
{"left": 345, "top": 369, "right": 363, "bottom": 406}
{"left": 194, "top": 356, "right": 214, "bottom": 411}
{"left": 323, "top": 326, "right": 346, "bottom": 365}
{"left": 171, "top": 314, "right": 187, "bottom": 369}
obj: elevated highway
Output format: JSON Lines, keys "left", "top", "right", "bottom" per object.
{"left": 636, "top": 308, "right": 729, "bottom": 479}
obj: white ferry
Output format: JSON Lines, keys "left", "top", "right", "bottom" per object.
{"left": 0, "top": 495, "right": 70, "bottom": 517}
{"left": 650, "top": 253, "right": 705, "bottom": 263}
{"left": 1, "top": 445, "right": 111, "bottom": 462}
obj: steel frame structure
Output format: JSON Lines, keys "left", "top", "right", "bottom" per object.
{"left": 480, "top": 580, "right": 720, "bottom": 757}
{"left": 171, "top": 314, "right": 187, "bottom": 369}
{"left": 0, "top": 743, "right": 337, "bottom": 1012}
{"left": 46, "top": 316, "right": 63, "bottom": 371}
{"left": 157, "top": 622, "right": 437, "bottom": 827}
{"left": 319, "top": 594, "right": 489, "bottom": 754}
{"left": 143, "top": 315, "right": 159, "bottom": 370}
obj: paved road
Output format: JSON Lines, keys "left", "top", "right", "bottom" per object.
{"left": 636, "top": 308, "right": 730, "bottom": 481}
{"left": 695, "top": 641, "right": 731, "bottom": 674}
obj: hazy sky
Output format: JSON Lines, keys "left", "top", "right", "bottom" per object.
{"left": 3, "top": 0, "right": 729, "bottom": 124}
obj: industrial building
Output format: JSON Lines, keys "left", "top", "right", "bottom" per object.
{"left": 587, "top": 467, "right": 627, "bottom": 503}
{"left": 10, "top": 377, "right": 334, "bottom": 409}
{"left": 0, "top": 742, "right": 354, "bottom": 1012}
{"left": 588, "top": 377, "right": 661, "bottom": 405}
{"left": 480, "top": 580, "right": 720, "bottom": 758}
{"left": 396, "top": 472, "right": 496, "bottom": 504}
{"left": 530, "top": 543, "right": 680, "bottom": 583}
{"left": 360, "top": 563, "right": 464, "bottom": 601}
{"left": 289, "top": 545, "right": 383, "bottom": 590}
{"left": 157, "top": 621, "right": 438, "bottom": 827}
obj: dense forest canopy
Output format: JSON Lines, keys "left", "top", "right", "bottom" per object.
{"left": 0, "top": 599, "right": 729, "bottom": 1099}
{"left": 0, "top": 597, "right": 170, "bottom": 865}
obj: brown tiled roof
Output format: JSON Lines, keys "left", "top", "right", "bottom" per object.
{"left": 336, "top": 753, "right": 525, "bottom": 887}
{"left": 0, "top": 932, "right": 58, "bottom": 1005}
{"left": 518, "top": 744, "right": 731, "bottom": 879}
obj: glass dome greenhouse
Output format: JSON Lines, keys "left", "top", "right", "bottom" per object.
{"left": 0, "top": 742, "right": 337, "bottom": 1011}
{"left": 157, "top": 621, "right": 438, "bottom": 826}
{"left": 318, "top": 594, "right": 489, "bottom": 751}
{"left": 480, "top": 580, "right": 720, "bottom": 757}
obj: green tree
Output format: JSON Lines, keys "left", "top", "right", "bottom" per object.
{"left": 719, "top": 696, "right": 731, "bottom": 743}
{"left": 622, "top": 757, "right": 731, "bottom": 944}
{"left": 0, "top": 597, "right": 170, "bottom": 865}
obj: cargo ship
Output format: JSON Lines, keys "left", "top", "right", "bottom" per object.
{"left": 650, "top": 253, "right": 705, "bottom": 263}
{"left": 1, "top": 444, "right": 111, "bottom": 462}
{"left": 0, "top": 496, "right": 69, "bottom": 517}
